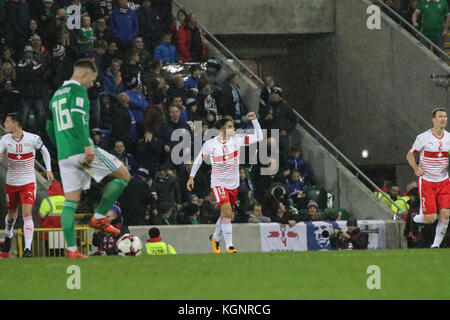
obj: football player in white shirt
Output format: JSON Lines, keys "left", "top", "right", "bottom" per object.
{"left": 0, "top": 113, "right": 54, "bottom": 258}
{"left": 187, "top": 112, "right": 263, "bottom": 253}
{"left": 406, "top": 107, "right": 450, "bottom": 248}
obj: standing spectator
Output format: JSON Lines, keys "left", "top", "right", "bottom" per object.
{"left": 132, "top": 36, "right": 151, "bottom": 67}
{"left": 103, "top": 40, "right": 122, "bottom": 67}
{"left": 217, "top": 73, "right": 248, "bottom": 129}
{"left": 186, "top": 13, "right": 207, "bottom": 62}
{"left": 182, "top": 203, "right": 201, "bottom": 224}
{"left": 200, "top": 57, "right": 226, "bottom": 98}
{"left": 185, "top": 98, "right": 202, "bottom": 122}
{"left": 0, "top": 62, "right": 20, "bottom": 119}
{"left": 17, "top": 46, "right": 46, "bottom": 131}
{"left": 149, "top": 202, "right": 175, "bottom": 225}
{"left": 412, "top": 0, "right": 449, "bottom": 49}
{"left": 111, "top": 93, "right": 138, "bottom": 153}
{"left": 119, "top": 168, "right": 152, "bottom": 226}
{"left": 184, "top": 64, "right": 201, "bottom": 89}
{"left": 113, "top": 140, "right": 138, "bottom": 176}
{"left": 143, "top": 92, "right": 166, "bottom": 135}
{"left": 39, "top": 0, "right": 55, "bottom": 34}
{"left": 91, "top": 205, "right": 130, "bottom": 255}
{"left": 197, "top": 80, "right": 217, "bottom": 117}
{"left": 150, "top": 166, "right": 182, "bottom": 220}
{"left": 41, "top": 8, "right": 68, "bottom": 50}
{"left": 135, "top": 130, "right": 164, "bottom": 177}
{"left": 288, "top": 145, "right": 314, "bottom": 185}
{"left": 93, "top": 18, "right": 113, "bottom": 43}
{"left": 167, "top": 73, "right": 189, "bottom": 102}
{"left": 0, "top": 46, "right": 17, "bottom": 68}
{"left": 259, "top": 76, "right": 275, "bottom": 113}
{"left": 109, "top": 0, "right": 139, "bottom": 51}
{"left": 91, "top": 127, "right": 110, "bottom": 150}
{"left": 137, "top": 0, "right": 163, "bottom": 55}
{"left": 77, "top": 15, "right": 95, "bottom": 55}
{"left": 50, "top": 45, "right": 73, "bottom": 92}
{"left": 57, "top": 30, "right": 80, "bottom": 62}
{"left": 26, "top": 19, "right": 41, "bottom": 41}
{"left": 154, "top": 33, "right": 180, "bottom": 65}
{"left": 121, "top": 49, "right": 143, "bottom": 87}
{"left": 103, "top": 59, "right": 125, "bottom": 99}
{"left": 170, "top": 8, "right": 187, "bottom": 41}
{"left": 174, "top": 15, "right": 191, "bottom": 62}
{"left": 4, "top": 0, "right": 30, "bottom": 60}
{"left": 248, "top": 203, "right": 271, "bottom": 223}
{"left": 124, "top": 76, "right": 148, "bottom": 137}
{"left": 144, "top": 227, "right": 177, "bottom": 254}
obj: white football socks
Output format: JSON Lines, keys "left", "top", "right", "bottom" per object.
{"left": 4, "top": 215, "right": 16, "bottom": 239}
{"left": 221, "top": 218, "right": 233, "bottom": 249}
{"left": 413, "top": 214, "right": 425, "bottom": 224}
{"left": 23, "top": 216, "right": 34, "bottom": 250}
{"left": 213, "top": 218, "right": 222, "bottom": 242}
{"left": 432, "top": 219, "right": 449, "bottom": 248}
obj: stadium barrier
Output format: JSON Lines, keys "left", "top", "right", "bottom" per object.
{"left": 16, "top": 226, "right": 91, "bottom": 258}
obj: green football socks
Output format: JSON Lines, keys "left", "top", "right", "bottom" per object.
{"left": 95, "top": 178, "right": 129, "bottom": 216}
{"left": 61, "top": 200, "right": 78, "bottom": 249}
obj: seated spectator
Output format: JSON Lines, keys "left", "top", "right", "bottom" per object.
{"left": 93, "top": 18, "right": 113, "bottom": 43}
{"left": 328, "top": 210, "right": 341, "bottom": 221}
{"left": 77, "top": 15, "right": 95, "bottom": 55}
{"left": 182, "top": 203, "right": 200, "bottom": 224}
{"left": 154, "top": 33, "right": 180, "bottom": 65}
{"left": 113, "top": 139, "right": 138, "bottom": 176}
{"left": 288, "top": 145, "right": 314, "bottom": 185}
{"left": 142, "top": 58, "right": 171, "bottom": 90}
{"left": 109, "top": 0, "right": 139, "bottom": 50}
{"left": 262, "top": 182, "right": 289, "bottom": 218}
{"left": 145, "top": 227, "right": 177, "bottom": 255}
{"left": 103, "top": 59, "right": 125, "bottom": 99}
{"left": 91, "top": 127, "right": 110, "bottom": 150}
{"left": 150, "top": 201, "right": 175, "bottom": 225}
{"left": 172, "top": 96, "right": 187, "bottom": 122}
{"left": 137, "top": 0, "right": 163, "bottom": 55}
{"left": 124, "top": 76, "right": 148, "bottom": 137}
{"left": 111, "top": 92, "right": 138, "bottom": 153}
{"left": 185, "top": 98, "right": 202, "bottom": 122}
{"left": 271, "top": 200, "right": 302, "bottom": 227}
{"left": 301, "top": 200, "right": 322, "bottom": 222}
{"left": 286, "top": 169, "right": 306, "bottom": 197}
{"left": 217, "top": 73, "right": 248, "bottom": 129}
{"left": 135, "top": 130, "right": 164, "bottom": 177}
{"left": 39, "top": 0, "right": 54, "bottom": 34}
{"left": 0, "top": 62, "right": 20, "bottom": 119}
{"left": 248, "top": 203, "right": 271, "bottom": 223}
{"left": 200, "top": 57, "right": 227, "bottom": 98}
{"left": 91, "top": 205, "right": 129, "bottom": 255}
{"left": 143, "top": 92, "right": 166, "bottom": 134}
{"left": 184, "top": 64, "right": 202, "bottom": 89}
{"left": 119, "top": 168, "right": 152, "bottom": 226}
{"left": 167, "top": 73, "right": 190, "bottom": 103}
{"left": 186, "top": 13, "right": 207, "bottom": 62}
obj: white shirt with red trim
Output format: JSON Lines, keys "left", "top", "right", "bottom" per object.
{"left": 190, "top": 119, "right": 263, "bottom": 190}
{"left": 410, "top": 129, "right": 450, "bottom": 182}
{"left": 0, "top": 131, "right": 51, "bottom": 186}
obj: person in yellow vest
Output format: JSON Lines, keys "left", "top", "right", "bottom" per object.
{"left": 38, "top": 181, "right": 65, "bottom": 257}
{"left": 145, "top": 227, "right": 176, "bottom": 255}
{"left": 374, "top": 182, "right": 400, "bottom": 209}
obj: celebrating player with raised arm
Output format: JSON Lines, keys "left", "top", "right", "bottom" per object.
{"left": 406, "top": 107, "right": 450, "bottom": 248}
{"left": 0, "top": 113, "right": 54, "bottom": 258}
{"left": 187, "top": 112, "right": 263, "bottom": 253}
{"left": 46, "top": 58, "right": 130, "bottom": 259}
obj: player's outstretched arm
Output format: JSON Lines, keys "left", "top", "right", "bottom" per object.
{"left": 244, "top": 112, "right": 264, "bottom": 145}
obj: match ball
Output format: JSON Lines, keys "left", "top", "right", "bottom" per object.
{"left": 116, "top": 234, "right": 143, "bottom": 257}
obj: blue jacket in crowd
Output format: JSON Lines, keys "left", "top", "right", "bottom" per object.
{"left": 125, "top": 90, "right": 148, "bottom": 124}
{"left": 109, "top": 7, "right": 139, "bottom": 45}
{"left": 154, "top": 41, "right": 179, "bottom": 64}
{"left": 102, "top": 73, "right": 125, "bottom": 98}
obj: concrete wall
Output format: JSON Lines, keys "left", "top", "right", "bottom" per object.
{"left": 174, "top": 0, "right": 335, "bottom": 35}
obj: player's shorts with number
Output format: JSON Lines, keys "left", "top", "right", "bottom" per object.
{"left": 6, "top": 182, "right": 36, "bottom": 210}
{"left": 58, "top": 147, "right": 122, "bottom": 193}
{"left": 419, "top": 177, "right": 450, "bottom": 215}
{"left": 211, "top": 186, "right": 238, "bottom": 209}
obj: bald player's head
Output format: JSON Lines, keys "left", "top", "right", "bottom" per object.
{"left": 72, "top": 58, "right": 98, "bottom": 89}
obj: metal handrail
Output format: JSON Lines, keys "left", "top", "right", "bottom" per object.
{"left": 172, "top": 0, "right": 404, "bottom": 218}
{"left": 373, "top": 0, "right": 449, "bottom": 61}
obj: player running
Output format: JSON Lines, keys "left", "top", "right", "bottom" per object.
{"left": 187, "top": 112, "right": 263, "bottom": 253}
{"left": 0, "top": 113, "right": 54, "bottom": 258}
{"left": 46, "top": 58, "right": 130, "bottom": 259}
{"left": 406, "top": 107, "right": 450, "bottom": 248}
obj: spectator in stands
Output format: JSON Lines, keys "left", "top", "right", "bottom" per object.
{"left": 262, "top": 181, "right": 288, "bottom": 217}
{"left": 184, "top": 64, "right": 202, "bottom": 89}
{"left": 38, "top": 180, "right": 64, "bottom": 257}
{"left": 112, "top": 92, "right": 138, "bottom": 152}
{"left": 30, "top": 34, "right": 51, "bottom": 82}
{"left": 142, "top": 58, "right": 171, "bottom": 91}
{"left": 403, "top": 186, "right": 421, "bottom": 248}
{"left": 302, "top": 200, "right": 321, "bottom": 221}
{"left": 288, "top": 145, "right": 314, "bottom": 185}
{"left": 136, "top": 130, "right": 164, "bottom": 177}
{"left": 259, "top": 76, "right": 275, "bottom": 115}
{"left": 137, "top": 0, "right": 163, "bottom": 55}
{"left": 271, "top": 200, "right": 301, "bottom": 227}
{"left": 26, "top": 19, "right": 41, "bottom": 42}
{"left": 200, "top": 57, "right": 226, "bottom": 98}
{"left": 41, "top": 8, "right": 68, "bottom": 50}
{"left": 77, "top": 15, "right": 95, "bottom": 55}
{"left": 100, "top": 93, "right": 114, "bottom": 128}
{"left": 50, "top": 44, "right": 73, "bottom": 92}
{"left": 109, "top": 0, "right": 139, "bottom": 51}
{"left": 119, "top": 168, "right": 152, "bottom": 226}
{"left": 91, "top": 127, "right": 110, "bottom": 150}
{"left": 124, "top": 76, "right": 148, "bottom": 137}
{"left": 170, "top": 8, "right": 187, "bottom": 41}
{"left": 206, "top": 110, "right": 216, "bottom": 129}
{"left": 17, "top": 46, "right": 46, "bottom": 131}
{"left": 145, "top": 227, "right": 177, "bottom": 254}
{"left": 150, "top": 166, "right": 182, "bottom": 219}
{"left": 239, "top": 166, "right": 254, "bottom": 200}
{"left": 197, "top": 80, "right": 216, "bottom": 117}
{"left": 113, "top": 139, "right": 138, "bottom": 176}
{"left": 103, "top": 40, "right": 122, "bottom": 68}
{"left": 286, "top": 169, "right": 306, "bottom": 198}
{"left": 92, "top": 205, "right": 129, "bottom": 255}
{"left": 103, "top": 59, "right": 125, "bottom": 99}
{"left": 158, "top": 104, "right": 193, "bottom": 167}
{"left": 174, "top": 10, "right": 191, "bottom": 62}
{"left": 248, "top": 203, "right": 271, "bottom": 223}
{"left": 133, "top": 36, "right": 151, "bottom": 67}
{"left": 93, "top": 18, "right": 113, "bottom": 43}
{"left": 57, "top": 30, "right": 80, "bottom": 63}
{"left": 200, "top": 191, "right": 221, "bottom": 224}
{"left": 4, "top": 0, "right": 30, "bottom": 60}
{"left": 404, "top": 0, "right": 420, "bottom": 26}
{"left": 186, "top": 13, "right": 207, "bottom": 62}
{"left": 39, "top": 0, "right": 54, "bottom": 35}
{"left": 185, "top": 97, "right": 202, "bottom": 122}
{"left": 0, "top": 61, "right": 20, "bottom": 119}
{"left": 382, "top": 0, "right": 404, "bottom": 23}
{"left": 167, "top": 73, "right": 189, "bottom": 102}
{"left": 150, "top": 201, "right": 175, "bottom": 225}
{"left": 171, "top": 96, "right": 187, "bottom": 121}
{"left": 121, "top": 49, "right": 143, "bottom": 88}
{"left": 412, "top": 0, "right": 449, "bottom": 49}
{"left": 178, "top": 159, "right": 210, "bottom": 205}
{"left": 182, "top": 203, "right": 200, "bottom": 224}
{"left": 154, "top": 33, "right": 181, "bottom": 65}
{"left": 0, "top": 46, "right": 17, "bottom": 68}
{"left": 217, "top": 73, "right": 248, "bottom": 129}
{"left": 143, "top": 92, "right": 166, "bottom": 134}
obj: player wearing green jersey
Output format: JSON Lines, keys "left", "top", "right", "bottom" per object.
{"left": 46, "top": 58, "right": 130, "bottom": 259}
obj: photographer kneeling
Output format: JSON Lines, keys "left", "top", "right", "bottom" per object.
{"left": 327, "top": 218, "right": 369, "bottom": 250}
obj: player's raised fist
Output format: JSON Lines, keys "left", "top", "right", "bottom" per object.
{"left": 246, "top": 112, "right": 256, "bottom": 121}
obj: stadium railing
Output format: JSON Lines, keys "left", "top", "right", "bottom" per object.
{"left": 171, "top": 0, "right": 406, "bottom": 220}
{"left": 17, "top": 226, "right": 90, "bottom": 258}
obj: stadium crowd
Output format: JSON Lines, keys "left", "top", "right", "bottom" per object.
{"left": 0, "top": 0, "right": 347, "bottom": 229}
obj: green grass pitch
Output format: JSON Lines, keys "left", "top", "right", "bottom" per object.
{"left": 1, "top": 249, "right": 449, "bottom": 300}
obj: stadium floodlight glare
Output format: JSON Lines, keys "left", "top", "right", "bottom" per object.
{"left": 362, "top": 149, "right": 369, "bottom": 159}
